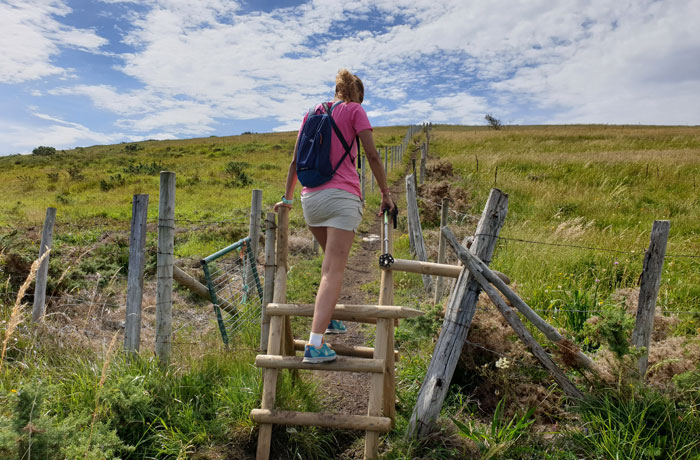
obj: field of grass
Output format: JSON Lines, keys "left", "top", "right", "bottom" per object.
{"left": 1, "top": 124, "right": 700, "bottom": 459}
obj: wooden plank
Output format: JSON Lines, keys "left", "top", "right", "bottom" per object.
{"left": 293, "top": 339, "right": 399, "bottom": 361}
{"left": 407, "top": 188, "right": 508, "bottom": 439}
{"left": 124, "top": 194, "right": 149, "bottom": 353}
{"left": 266, "top": 303, "right": 423, "bottom": 320}
{"left": 251, "top": 409, "right": 392, "bottom": 432}
{"left": 31, "top": 207, "right": 56, "bottom": 322}
{"left": 155, "top": 171, "right": 175, "bottom": 366}
{"left": 256, "top": 315, "right": 283, "bottom": 460}
{"left": 365, "top": 318, "right": 390, "bottom": 459}
{"left": 405, "top": 174, "right": 433, "bottom": 292}
{"left": 388, "top": 258, "right": 511, "bottom": 285}
{"left": 446, "top": 233, "right": 595, "bottom": 373}
{"left": 433, "top": 198, "right": 449, "bottom": 304}
{"left": 443, "top": 228, "right": 584, "bottom": 399}
{"left": 261, "top": 212, "right": 276, "bottom": 352}
{"left": 255, "top": 355, "right": 385, "bottom": 373}
{"left": 390, "top": 259, "right": 462, "bottom": 278}
{"left": 632, "top": 220, "right": 670, "bottom": 377}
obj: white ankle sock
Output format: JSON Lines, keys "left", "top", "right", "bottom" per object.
{"left": 309, "top": 332, "right": 323, "bottom": 348}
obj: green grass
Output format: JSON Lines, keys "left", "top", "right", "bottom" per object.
{"left": 3, "top": 124, "right": 700, "bottom": 458}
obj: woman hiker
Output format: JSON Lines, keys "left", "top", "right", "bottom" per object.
{"left": 274, "top": 69, "right": 396, "bottom": 363}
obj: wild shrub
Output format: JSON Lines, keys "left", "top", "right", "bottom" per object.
{"left": 99, "top": 174, "right": 126, "bottom": 191}
{"left": 32, "top": 146, "right": 56, "bottom": 156}
{"left": 66, "top": 165, "right": 84, "bottom": 181}
{"left": 122, "top": 161, "right": 164, "bottom": 175}
{"left": 584, "top": 301, "right": 635, "bottom": 358}
{"left": 123, "top": 143, "right": 142, "bottom": 153}
{"left": 224, "top": 161, "right": 252, "bottom": 187}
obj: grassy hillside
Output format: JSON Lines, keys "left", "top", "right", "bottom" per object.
{"left": 1, "top": 124, "right": 700, "bottom": 459}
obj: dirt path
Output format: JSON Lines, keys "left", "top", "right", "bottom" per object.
{"left": 309, "top": 189, "right": 401, "bottom": 458}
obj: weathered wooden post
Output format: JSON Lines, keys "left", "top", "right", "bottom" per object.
{"left": 261, "top": 212, "right": 276, "bottom": 351}
{"left": 155, "top": 171, "right": 175, "bottom": 366}
{"left": 124, "top": 194, "right": 149, "bottom": 353}
{"left": 274, "top": 206, "right": 294, "bottom": 356}
{"left": 433, "top": 198, "right": 449, "bottom": 304}
{"left": 632, "top": 220, "right": 670, "bottom": 377}
{"left": 407, "top": 188, "right": 508, "bottom": 439}
{"left": 405, "top": 174, "right": 432, "bottom": 292}
{"left": 419, "top": 143, "right": 427, "bottom": 185}
{"left": 384, "top": 146, "right": 389, "bottom": 174}
{"left": 32, "top": 207, "right": 57, "bottom": 322}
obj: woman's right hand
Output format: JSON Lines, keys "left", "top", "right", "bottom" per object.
{"left": 378, "top": 194, "right": 396, "bottom": 216}
{"left": 273, "top": 201, "right": 292, "bottom": 213}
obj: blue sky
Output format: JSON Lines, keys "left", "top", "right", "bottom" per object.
{"left": 1, "top": 0, "right": 699, "bottom": 155}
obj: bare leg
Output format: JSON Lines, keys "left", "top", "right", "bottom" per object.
{"left": 308, "top": 226, "right": 327, "bottom": 252}
{"left": 310, "top": 227, "right": 355, "bottom": 334}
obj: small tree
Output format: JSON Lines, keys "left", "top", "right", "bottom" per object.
{"left": 484, "top": 114, "right": 502, "bottom": 130}
{"left": 32, "top": 146, "right": 56, "bottom": 156}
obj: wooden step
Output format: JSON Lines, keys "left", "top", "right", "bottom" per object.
{"left": 293, "top": 339, "right": 399, "bottom": 361}
{"left": 250, "top": 409, "right": 392, "bottom": 432}
{"left": 255, "top": 355, "right": 384, "bottom": 373}
{"left": 266, "top": 303, "right": 424, "bottom": 322}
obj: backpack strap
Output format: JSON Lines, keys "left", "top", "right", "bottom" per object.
{"left": 324, "top": 101, "right": 358, "bottom": 173}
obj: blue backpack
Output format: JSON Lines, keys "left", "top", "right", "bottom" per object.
{"left": 295, "top": 101, "right": 357, "bottom": 187}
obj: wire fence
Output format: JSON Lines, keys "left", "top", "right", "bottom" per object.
{"left": 200, "top": 237, "right": 264, "bottom": 346}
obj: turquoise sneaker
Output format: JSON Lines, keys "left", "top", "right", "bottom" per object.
{"left": 325, "top": 319, "right": 347, "bottom": 334}
{"left": 302, "top": 343, "right": 337, "bottom": 363}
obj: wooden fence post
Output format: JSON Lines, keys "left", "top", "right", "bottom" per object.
{"left": 124, "top": 194, "right": 149, "bottom": 353}
{"left": 32, "top": 207, "right": 56, "bottom": 322}
{"left": 274, "top": 207, "right": 294, "bottom": 357}
{"left": 419, "top": 143, "right": 427, "bottom": 185}
{"left": 155, "top": 171, "right": 175, "bottom": 366}
{"left": 433, "top": 198, "right": 449, "bottom": 304}
{"left": 261, "top": 212, "right": 276, "bottom": 351}
{"left": 384, "top": 146, "right": 389, "bottom": 174}
{"left": 405, "top": 174, "right": 432, "bottom": 292}
{"left": 246, "top": 189, "right": 263, "bottom": 306}
{"left": 632, "top": 220, "right": 670, "bottom": 377}
{"left": 407, "top": 188, "right": 508, "bottom": 439}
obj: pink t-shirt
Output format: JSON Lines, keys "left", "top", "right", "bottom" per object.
{"left": 298, "top": 101, "right": 372, "bottom": 199}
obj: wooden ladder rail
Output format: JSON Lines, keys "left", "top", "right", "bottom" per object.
{"left": 252, "top": 303, "right": 423, "bottom": 460}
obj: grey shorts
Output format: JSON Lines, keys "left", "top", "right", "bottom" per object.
{"left": 301, "top": 188, "right": 363, "bottom": 232}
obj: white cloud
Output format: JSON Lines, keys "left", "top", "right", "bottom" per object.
{"left": 0, "top": 0, "right": 107, "bottom": 83}
{"left": 4, "top": 0, "right": 698, "bottom": 156}
{"left": 0, "top": 114, "right": 123, "bottom": 154}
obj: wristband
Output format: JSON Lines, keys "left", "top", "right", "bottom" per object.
{"left": 380, "top": 189, "right": 391, "bottom": 196}
{"left": 281, "top": 195, "right": 294, "bottom": 205}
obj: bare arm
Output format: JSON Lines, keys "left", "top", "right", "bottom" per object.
{"left": 358, "top": 129, "right": 395, "bottom": 214}
{"left": 274, "top": 137, "right": 300, "bottom": 212}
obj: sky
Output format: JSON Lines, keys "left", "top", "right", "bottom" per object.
{"left": 1, "top": 0, "right": 699, "bottom": 156}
